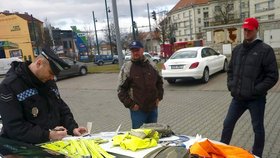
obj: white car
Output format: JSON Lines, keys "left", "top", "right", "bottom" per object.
{"left": 162, "top": 46, "right": 228, "bottom": 84}
{"left": 0, "top": 57, "right": 22, "bottom": 75}
{"left": 125, "top": 52, "right": 161, "bottom": 63}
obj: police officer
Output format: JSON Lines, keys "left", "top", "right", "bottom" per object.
{"left": 0, "top": 49, "right": 87, "bottom": 144}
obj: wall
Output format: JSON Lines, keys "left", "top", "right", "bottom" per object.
{"left": 0, "top": 14, "right": 34, "bottom": 61}
{"left": 204, "top": 19, "right": 280, "bottom": 61}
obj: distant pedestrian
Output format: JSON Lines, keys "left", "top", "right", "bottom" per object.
{"left": 221, "top": 17, "right": 279, "bottom": 158}
{"left": 117, "top": 41, "right": 164, "bottom": 129}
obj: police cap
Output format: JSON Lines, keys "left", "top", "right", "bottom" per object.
{"left": 41, "top": 49, "right": 70, "bottom": 75}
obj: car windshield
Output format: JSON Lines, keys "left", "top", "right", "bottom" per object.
{"left": 170, "top": 51, "right": 197, "bottom": 59}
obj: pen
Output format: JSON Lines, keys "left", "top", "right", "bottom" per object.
{"left": 49, "top": 128, "right": 66, "bottom": 131}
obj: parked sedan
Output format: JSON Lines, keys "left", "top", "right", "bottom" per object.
{"left": 162, "top": 46, "right": 228, "bottom": 84}
{"left": 125, "top": 52, "right": 161, "bottom": 63}
{"left": 56, "top": 57, "right": 88, "bottom": 80}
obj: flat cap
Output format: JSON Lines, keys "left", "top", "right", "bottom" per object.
{"left": 41, "top": 49, "right": 70, "bottom": 75}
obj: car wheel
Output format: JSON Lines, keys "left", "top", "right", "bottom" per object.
{"left": 80, "top": 67, "right": 87, "bottom": 75}
{"left": 201, "top": 68, "right": 209, "bottom": 83}
{"left": 167, "top": 79, "right": 176, "bottom": 84}
{"left": 153, "top": 60, "right": 159, "bottom": 64}
{"left": 98, "top": 61, "right": 104, "bottom": 66}
{"left": 223, "top": 60, "right": 228, "bottom": 72}
{"left": 112, "top": 60, "right": 118, "bottom": 64}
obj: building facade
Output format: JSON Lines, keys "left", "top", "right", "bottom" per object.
{"left": 166, "top": 0, "right": 209, "bottom": 42}
{"left": 250, "top": 0, "right": 280, "bottom": 21}
{"left": 0, "top": 11, "right": 44, "bottom": 61}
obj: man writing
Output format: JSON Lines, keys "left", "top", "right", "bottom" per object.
{"left": 0, "top": 49, "right": 87, "bottom": 144}
{"left": 221, "top": 17, "right": 279, "bottom": 158}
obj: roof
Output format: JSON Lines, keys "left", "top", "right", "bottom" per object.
{"left": 0, "top": 12, "right": 43, "bottom": 23}
{"left": 170, "top": 0, "right": 208, "bottom": 13}
{"left": 177, "top": 46, "right": 207, "bottom": 51}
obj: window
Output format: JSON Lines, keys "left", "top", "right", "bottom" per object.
{"left": 198, "top": 18, "right": 201, "bottom": 24}
{"left": 10, "top": 49, "right": 22, "bottom": 58}
{"left": 203, "top": 12, "right": 209, "bottom": 18}
{"left": 268, "top": 0, "right": 274, "bottom": 9}
{"left": 204, "top": 21, "right": 209, "bottom": 27}
{"left": 228, "top": 3, "right": 234, "bottom": 10}
{"left": 255, "top": 4, "right": 261, "bottom": 12}
{"left": 197, "top": 9, "right": 201, "bottom": 14}
{"left": 208, "top": 48, "right": 219, "bottom": 56}
{"left": 201, "top": 48, "right": 211, "bottom": 58}
{"left": 268, "top": 14, "right": 274, "bottom": 20}
{"left": 229, "top": 14, "right": 234, "bottom": 20}
{"left": 63, "top": 41, "right": 68, "bottom": 49}
{"left": 215, "top": 6, "right": 221, "bottom": 11}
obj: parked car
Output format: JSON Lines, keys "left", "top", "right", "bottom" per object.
{"left": 125, "top": 52, "right": 161, "bottom": 63}
{"left": 162, "top": 46, "right": 228, "bottom": 84}
{"left": 0, "top": 57, "right": 22, "bottom": 75}
{"left": 0, "top": 137, "right": 64, "bottom": 157}
{"left": 56, "top": 57, "right": 88, "bottom": 80}
{"left": 94, "top": 54, "right": 118, "bottom": 66}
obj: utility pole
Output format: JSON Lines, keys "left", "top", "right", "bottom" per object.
{"left": 31, "top": 14, "right": 39, "bottom": 57}
{"left": 105, "top": 0, "right": 113, "bottom": 56}
{"left": 92, "top": 11, "right": 100, "bottom": 55}
{"left": 147, "top": 3, "right": 152, "bottom": 53}
{"left": 112, "top": 0, "right": 124, "bottom": 67}
{"left": 129, "top": 0, "right": 136, "bottom": 40}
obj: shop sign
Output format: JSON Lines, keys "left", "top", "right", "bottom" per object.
{"left": 11, "top": 25, "right": 21, "bottom": 31}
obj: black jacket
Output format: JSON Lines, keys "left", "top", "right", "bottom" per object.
{"left": 0, "top": 61, "right": 78, "bottom": 144}
{"left": 227, "top": 39, "right": 279, "bottom": 101}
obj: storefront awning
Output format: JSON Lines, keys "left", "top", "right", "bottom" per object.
{"left": 0, "top": 41, "right": 19, "bottom": 48}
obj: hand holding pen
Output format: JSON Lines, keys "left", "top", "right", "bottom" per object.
{"left": 49, "top": 126, "right": 67, "bottom": 141}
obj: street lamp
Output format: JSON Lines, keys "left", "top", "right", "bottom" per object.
{"left": 105, "top": 0, "right": 113, "bottom": 56}
{"left": 92, "top": 11, "right": 100, "bottom": 55}
{"left": 129, "top": 0, "right": 136, "bottom": 40}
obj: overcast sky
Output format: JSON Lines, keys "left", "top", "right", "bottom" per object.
{"left": 1, "top": 0, "right": 178, "bottom": 33}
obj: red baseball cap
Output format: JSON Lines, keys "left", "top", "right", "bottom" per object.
{"left": 242, "top": 18, "right": 259, "bottom": 30}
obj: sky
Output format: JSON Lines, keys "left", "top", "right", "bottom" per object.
{"left": 1, "top": 0, "right": 178, "bottom": 34}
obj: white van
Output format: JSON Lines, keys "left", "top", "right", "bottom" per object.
{"left": 0, "top": 57, "right": 22, "bottom": 75}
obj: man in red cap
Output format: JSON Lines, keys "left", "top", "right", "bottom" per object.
{"left": 220, "top": 17, "right": 279, "bottom": 157}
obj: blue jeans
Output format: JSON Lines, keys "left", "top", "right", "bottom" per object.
{"left": 130, "top": 108, "right": 158, "bottom": 129}
{"left": 221, "top": 97, "right": 266, "bottom": 157}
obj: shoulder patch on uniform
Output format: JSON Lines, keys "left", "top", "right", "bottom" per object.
{"left": 16, "top": 88, "right": 38, "bottom": 102}
{"left": 0, "top": 93, "right": 13, "bottom": 102}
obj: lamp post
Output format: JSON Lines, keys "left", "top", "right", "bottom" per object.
{"left": 31, "top": 14, "right": 39, "bottom": 57}
{"left": 105, "top": 0, "right": 113, "bottom": 56}
{"left": 129, "top": 0, "right": 136, "bottom": 40}
{"left": 92, "top": 11, "right": 100, "bottom": 55}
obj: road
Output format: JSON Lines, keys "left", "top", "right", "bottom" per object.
{"left": 55, "top": 72, "right": 280, "bottom": 158}
{"left": 0, "top": 72, "right": 279, "bottom": 157}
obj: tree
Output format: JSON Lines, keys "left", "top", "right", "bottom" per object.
{"left": 213, "top": 0, "right": 235, "bottom": 25}
{"left": 103, "top": 23, "right": 132, "bottom": 54}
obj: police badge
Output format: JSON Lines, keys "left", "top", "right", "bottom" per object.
{"left": 31, "top": 107, "right": 39, "bottom": 117}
